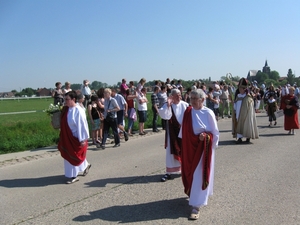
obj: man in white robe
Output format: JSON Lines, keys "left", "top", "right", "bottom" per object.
{"left": 158, "top": 89, "right": 189, "bottom": 182}
{"left": 58, "top": 91, "right": 91, "bottom": 184}
{"left": 179, "top": 88, "right": 219, "bottom": 220}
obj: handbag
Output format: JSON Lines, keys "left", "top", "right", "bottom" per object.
{"left": 274, "top": 109, "right": 284, "bottom": 118}
{"left": 129, "top": 108, "right": 137, "bottom": 122}
{"left": 106, "top": 100, "right": 115, "bottom": 121}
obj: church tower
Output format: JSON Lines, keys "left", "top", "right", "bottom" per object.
{"left": 262, "top": 60, "right": 270, "bottom": 74}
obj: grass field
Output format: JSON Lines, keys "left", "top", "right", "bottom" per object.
{"left": 0, "top": 97, "right": 52, "bottom": 113}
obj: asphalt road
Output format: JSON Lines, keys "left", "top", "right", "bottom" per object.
{"left": 1, "top": 112, "right": 300, "bottom": 225}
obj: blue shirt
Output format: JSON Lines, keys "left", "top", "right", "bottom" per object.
{"left": 113, "top": 93, "right": 126, "bottom": 110}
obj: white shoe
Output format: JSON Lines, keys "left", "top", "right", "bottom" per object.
{"left": 189, "top": 207, "right": 200, "bottom": 220}
{"left": 66, "top": 177, "right": 79, "bottom": 184}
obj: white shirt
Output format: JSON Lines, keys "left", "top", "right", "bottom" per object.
{"left": 137, "top": 93, "right": 147, "bottom": 111}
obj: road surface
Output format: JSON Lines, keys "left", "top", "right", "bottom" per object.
{"left": 1, "top": 113, "right": 300, "bottom": 224}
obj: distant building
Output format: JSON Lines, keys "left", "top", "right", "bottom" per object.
{"left": 247, "top": 70, "right": 260, "bottom": 82}
{"left": 247, "top": 60, "right": 271, "bottom": 82}
{"left": 36, "top": 88, "right": 51, "bottom": 96}
{"left": 262, "top": 60, "right": 271, "bottom": 75}
{"left": 278, "top": 77, "right": 287, "bottom": 82}
{"left": 0, "top": 92, "right": 15, "bottom": 98}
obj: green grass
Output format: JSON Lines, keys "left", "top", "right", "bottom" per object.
{"left": 0, "top": 97, "right": 52, "bottom": 113}
{"left": 0, "top": 112, "right": 60, "bottom": 154}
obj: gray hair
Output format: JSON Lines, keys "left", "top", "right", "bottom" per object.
{"left": 190, "top": 89, "right": 205, "bottom": 99}
{"left": 170, "top": 88, "right": 181, "bottom": 96}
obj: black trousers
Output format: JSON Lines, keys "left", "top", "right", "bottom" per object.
{"left": 102, "top": 118, "right": 120, "bottom": 145}
{"left": 152, "top": 106, "right": 158, "bottom": 130}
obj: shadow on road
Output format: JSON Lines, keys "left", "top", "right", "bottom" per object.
{"left": 0, "top": 175, "right": 65, "bottom": 188}
{"left": 218, "top": 140, "right": 237, "bottom": 146}
{"left": 219, "top": 129, "right": 232, "bottom": 133}
{"left": 259, "top": 133, "right": 291, "bottom": 137}
{"left": 73, "top": 197, "right": 190, "bottom": 223}
{"left": 84, "top": 174, "right": 182, "bottom": 188}
{"left": 0, "top": 174, "right": 182, "bottom": 188}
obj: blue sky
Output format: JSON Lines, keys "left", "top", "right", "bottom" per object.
{"left": 1, "top": 0, "right": 299, "bottom": 91}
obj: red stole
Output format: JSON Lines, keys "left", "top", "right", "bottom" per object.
{"left": 181, "top": 106, "right": 213, "bottom": 196}
{"left": 165, "top": 106, "right": 182, "bottom": 162}
{"left": 58, "top": 106, "right": 88, "bottom": 166}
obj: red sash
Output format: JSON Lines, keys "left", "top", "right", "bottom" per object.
{"left": 181, "top": 106, "right": 213, "bottom": 196}
{"left": 58, "top": 106, "right": 87, "bottom": 166}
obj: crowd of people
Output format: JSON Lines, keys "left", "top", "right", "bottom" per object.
{"left": 52, "top": 77, "right": 299, "bottom": 220}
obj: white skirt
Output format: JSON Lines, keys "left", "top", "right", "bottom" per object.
{"left": 64, "top": 159, "right": 88, "bottom": 178}
{"left": 255, "top": 100, "right": 261, "bottom": 110}
{"left": 189, "top": 150, "right": 215, "bottom": 207}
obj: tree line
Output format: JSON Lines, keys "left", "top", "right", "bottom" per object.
{"left": 11, "top": 68, "right": 297, "bottom": 97}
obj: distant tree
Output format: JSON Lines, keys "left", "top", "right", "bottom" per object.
{"left": 11, "top": 89, "right": 17, "bottom": 93}
{"left": 116, "top": 82, "right": 121, "bottom": 88}
{"left": 91, "top": 81, "right": 102, "bottom": 90}
{"left": 278, "top": 80, "right": 288, "bottom": 87}
{"left": 102, "top": 83, "right": 109, "bottom": 88}
{"left": 182, "top": 80, "right": 195, "bottom": 89}
{"left": 264, "top": 79, "right": 278, "bottom": 87}
{"left": 269, "top": 71, "right": 280, "bottom": 81}
{"left": 286, "top": 68, "right": 295, "bottom": 85}
{"left": 255, "top": 71, "right": 268, "bottom": 84}
{"left": 231, "top": 76, "right": 241, "bottom": 82}
{"left": 71, "top": 83, "right": 82, "bottom": 91}
{"left": 21, "top": 87, "right": 35, "bottom": 97}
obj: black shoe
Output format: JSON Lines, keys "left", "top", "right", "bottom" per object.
{"left": 100, "top": 144, "right": 105, "bottom": 150}
{"left": 153, "top": 129, "right": 159, "bottom": 132}
{"left": 161, "top": 174, "right": 171, "bottom": 182}
{"left": 228, "top": 116, "right": 231, "bottom": 118}
{"left": 236, "top": 138, "right": 242, "bottom": 144}
{"left": 245, "top": 138, "right": 250, "bottom": 143}
{"left": 274, "top": 121, "right": 277, "bottom": 126}
{"left": 113, "top": 143, "right": 120, "bottom": 148}
{"left": 124, "top": 132, "right": 129, "bottom": 141}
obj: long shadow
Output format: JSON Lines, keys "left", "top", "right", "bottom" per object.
{"left": 0, "top": 175, "right": 65, "bottom": 188}
{"left": 0, "top": 173, "right": 176, "bottom": 188}
{"left": 259, "top": 133, "right": 292, "bottom": 137}
{"left": 85, "top": 174, "right": 181, "bottom": 188}
{"left": 218, "top": 140, "right": 237, "bottom": 146}
{"left": 219, "top": 129, "right": 232, "bottom": 133}
{"left": 257, "top": 125, "right": 282, "bottom": 129}
{"left": 73, "top": 198, "right": 189, "bottom": 223}
{"left": 219, "top": 140, "right": 256, "bottom": 145}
